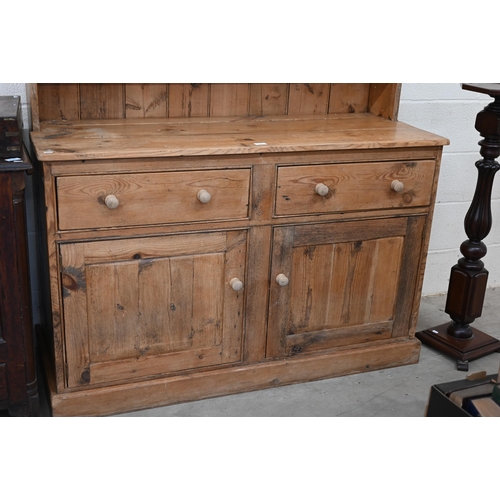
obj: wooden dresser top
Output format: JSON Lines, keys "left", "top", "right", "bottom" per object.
{"left": 30, "top": 113, "right": 449, "bottom": 161}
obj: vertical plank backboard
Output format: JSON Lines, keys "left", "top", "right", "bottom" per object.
{"left": 249, "top": 84, "right": 289, "bottom": 115}
{"left": 210, "top": 84, "right": 250, "bottom": 116}
{"left": 329, "top": 83, "right": 370, "bottom": 114}
{"left": 125, "top": 84, "right": 168, "bottom": 118}
{"left": 28, "top": 83, "right": 402, "bottom": 127}
{"left": 80, "top": 84, "right": 125, "bottom": 119}
{"left": 288, "top": 84, "right": 330, "bottom": 114}
{"left": 36, "top": 84, "right": 80, "bottom": 122}
{"left": 168, "top": 84, "right": 210, "bottom": 117}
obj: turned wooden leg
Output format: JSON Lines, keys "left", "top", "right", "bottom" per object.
{"left": 416, "top": 84, "right": 500, "bottom": 370}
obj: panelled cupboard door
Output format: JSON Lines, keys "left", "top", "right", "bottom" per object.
{"left": 266, "top": 217, "right": 425, "bottom": 358}
{"left": 60, "top": 230, "right": 247, "bottom": 388}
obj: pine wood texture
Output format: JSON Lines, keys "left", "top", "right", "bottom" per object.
{"left": 266, "top": 218, "right": 411, "bottom": 358}
{"left": 56, "top": 168, "right": 251, "bottom": 230}
{"left": 48, "top": 338, "right": 421, "bottom": 416}
{"left": 30, "top": 83, "right": 449, "bottom": 416}
{"left": 60, "top": 230, "right": 246, "bottom": 387}
{"left": 275, "top": 160, "right": 436, "bottom": 216}
{"left": 29, "top": 83, "right": 404, "bottom": 131}
{"left": 30, "top": 113, "right": 448, "bottom": 161}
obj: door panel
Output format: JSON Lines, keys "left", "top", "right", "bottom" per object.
{"left": 60, "top": 230, "right": 246, "bottom": 387}
{"left": 267, "top": 217, "right": 424, "bottom": 358}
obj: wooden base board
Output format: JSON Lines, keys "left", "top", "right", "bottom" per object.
{"left": 42, "top": 339, "right": 421, "bottom": 416}
{"left": 416, "top": 322, "right": 500, "bottom": 364}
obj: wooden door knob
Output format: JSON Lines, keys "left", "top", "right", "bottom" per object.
{"left": 230, "top": 277, "right": 243, "bottom": 291}
{"left": 315, "top": 183, "right": 329, "bottom": 196}
{"left": 105, "top": 194, "right": 119, "bottom": 209}
{"left": 276, "top": 273, "right": 289, "bottom": 286}
{"left": 197, "top": 189, "right": 211, "bottom": 203}
{"left": 391, "top": 180, "right": 405, "bottom": 192}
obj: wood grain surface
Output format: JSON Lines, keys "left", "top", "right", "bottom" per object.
{"left": 56, "top": 168, "right": 251, "bottom": 230}
{"left": 31, "top": 113, "right": 449, "bottom": 161}
{"left": 30, "top": 83, "right": 404, "bottom": 131}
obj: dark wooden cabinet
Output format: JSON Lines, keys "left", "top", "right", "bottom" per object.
{"left": 0, "top": 148, "right": 39, "bottom": 416}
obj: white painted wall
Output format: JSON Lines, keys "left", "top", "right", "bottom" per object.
{"left": 1, "top": 83, "right": 498, "bottom": 324}
{"left": 398, "top": 84, "right": 499, "bottom": 295}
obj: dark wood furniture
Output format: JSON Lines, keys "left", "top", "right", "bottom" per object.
{"left": 0, "top": 146, "right": 39, "bottom": 416}
{"left": 425, "top": 372, "right": 498, "bottom": 417}
{"left": 417, "top": 84, "right": 500, "bottom": 371}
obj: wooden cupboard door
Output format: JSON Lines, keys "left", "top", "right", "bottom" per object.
{"left": 60, "top": 230, "right": 247, "bottom": 388}
{"left": 266, "top": 217, "right": 425, "bottom": 358}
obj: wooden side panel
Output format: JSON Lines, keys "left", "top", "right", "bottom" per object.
{"left": 288, "top": 84, "right": 330, "bottom": 114}
{"left": 210, "top": 84, "right": 250, "bottom": 116}
{"left": 125, "top": 84, "right": 168, "bottom": 118}
{"left": 27, "top": 83, "right": 40, "bottom": 131}
{"left": 80, "top": 84, "right": 125, "bottom": 119}
{"left": 249, "top": 84, "right": 289, "bottom": 115}
{"left": 168, "top": 84, "right": 210, "bottom": 117}
{"left": 36, "top": 84, "right": 80, "bottom": 122}
{"left": 329, "top": 83, "right": 370, "bottom": 114}
{"left": 368, "top": 83, "right": 402, "bottom": 120}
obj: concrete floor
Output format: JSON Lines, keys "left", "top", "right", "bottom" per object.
{"left": 34, "top": 287, "right": 500, "bottom": 417}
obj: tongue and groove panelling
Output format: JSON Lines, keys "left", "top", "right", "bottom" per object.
{"left": 30, "top": 83, "right": 400, "bottom": 130}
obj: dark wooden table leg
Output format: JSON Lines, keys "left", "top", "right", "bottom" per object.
{"left": 416, "top": 83, "right": 500, "bottom": 370}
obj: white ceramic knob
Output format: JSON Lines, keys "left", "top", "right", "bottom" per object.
{"left": 391, "top": 180, "right": 405, "bottom": 193}
{"left": 230, "top": 277, "right": 243, "bottom": 291}
{"left": 105, "top": 194, "right": 119, "bottom": 209}
{"left": 276, "top": 273, "right": 289, "bottom": 287}
{"left": 315, "top": 183, "right": 329, "bottom": 196}
{"left": 197, "top": 189, "right": 211, "bottom": 203}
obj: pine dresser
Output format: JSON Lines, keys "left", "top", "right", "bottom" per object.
{"left": 29, "top": 84, "right": 449, "bottom": 416}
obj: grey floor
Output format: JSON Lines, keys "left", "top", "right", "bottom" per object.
{"left": 36, "top": 288, "right": 500, "bottom": 417}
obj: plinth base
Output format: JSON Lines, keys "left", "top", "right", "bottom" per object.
{"left": 416, "top": 322, "right": 500, "bottom": 371}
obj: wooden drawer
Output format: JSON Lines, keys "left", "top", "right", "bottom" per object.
{"left": 56, "top": 168, "right": 251, "bottom": 230}
{"left": 275, "top": 160, "right": 436, "bottom": 216}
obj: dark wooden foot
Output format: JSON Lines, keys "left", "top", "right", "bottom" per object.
{"left": 416, "top": 322, "right": 500, "bottom": 369}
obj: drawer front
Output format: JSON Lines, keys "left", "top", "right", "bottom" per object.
{"left": 57, "top": 168, "right": 251, "bottom": 230}
{"left": 275, "top": 160, "right": 436, "bottom": 216}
